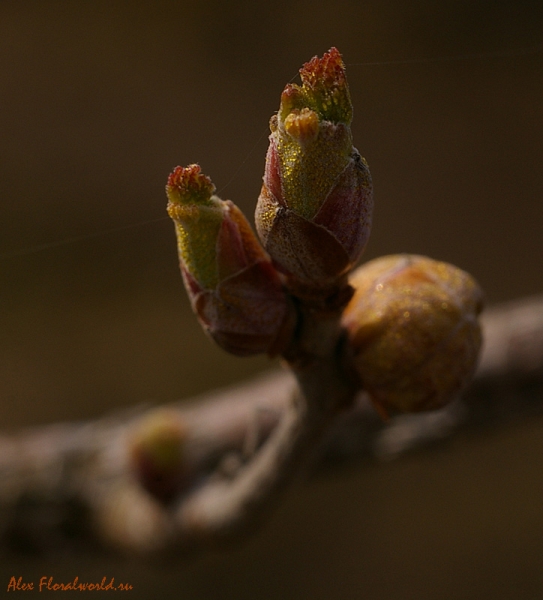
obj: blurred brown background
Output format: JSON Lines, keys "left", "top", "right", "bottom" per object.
{"left": 1, "top": 1, "right": 543, "bottom": 598}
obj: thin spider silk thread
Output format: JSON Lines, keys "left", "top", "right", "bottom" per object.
{"left": 2, "top": 43, "right": 541, "bottom": 261}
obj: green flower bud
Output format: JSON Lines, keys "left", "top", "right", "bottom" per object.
{"left": 342, "top": 255, "right": 484, "bottom": 417}
{"left": 130, "top": 411, "right": 188, "bottom": 503}
{"left": 167, "top": 164, "right": 294, "bottom": 356}
{"left": 255, "top": 47, "right": 373, "bottom": 297}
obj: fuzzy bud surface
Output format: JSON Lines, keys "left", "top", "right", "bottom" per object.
{"left": 255, "top": 48, "right": 373, "bottom": 291}
{"left": 342, "top": 255, "right": 483, "bottom": 416}
{"left": 255, "top": 48, "right": 373, "bottom": 296}
{"left": 167, "top": 164, "right": 293, "bottom": 356}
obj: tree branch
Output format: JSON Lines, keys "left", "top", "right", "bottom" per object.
{"left": 2, "top": 293, "right": 543, "bottom": 556}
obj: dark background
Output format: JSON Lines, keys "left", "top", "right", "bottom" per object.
{"left": 1, "top": 1, "right": 543, "bottom": 598}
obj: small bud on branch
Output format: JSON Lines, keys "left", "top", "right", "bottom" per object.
{"left": 163, "top": 52, "right": 484, "bottom": 538}
{"left": 342, "top": 255, "right": 484, "bottom": 417}
{"left": 255, "top": 47, "right": 373, "bottom": 298}
{"left": 167, "top": 164, "right": 294, "bottom": 356}
{"left": 130, "top": 411, "right": 189, "bottom": 503}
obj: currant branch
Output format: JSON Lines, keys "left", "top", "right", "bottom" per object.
{"left": 157, "top": 48, "right": 483, "bottom": 545}
{"left": 0, "top": 48, "right": 490, "bottom": 556}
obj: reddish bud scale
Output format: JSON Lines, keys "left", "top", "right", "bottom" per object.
{"left": 342, "top": 255, "right": 484, "bottom": 416}
{"left": 167, "top": 164, "right": 294, "bottom": 356}
{"left": 255, "top": 48, "right": 373, "bottom": 297}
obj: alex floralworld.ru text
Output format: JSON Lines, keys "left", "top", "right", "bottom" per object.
{"left": 7, "top": 576, "right": 133, "bottom": 591}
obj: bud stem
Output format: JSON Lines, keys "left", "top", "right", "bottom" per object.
{"left": 177, "top": 295, "right": 359, "bottom": 540}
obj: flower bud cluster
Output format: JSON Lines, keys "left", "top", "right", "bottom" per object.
{"left": 166, "top": 49, "right": 484, "bottom": 419}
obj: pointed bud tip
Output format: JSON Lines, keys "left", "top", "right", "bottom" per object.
{"left": 166, "top": 164, "right": 216, "bottom": 206}
{"left": 300, "top": 47, "right": 346, "bottom": 90}
{"left": 298, "top": 47, "right": 352, "bottom": 124}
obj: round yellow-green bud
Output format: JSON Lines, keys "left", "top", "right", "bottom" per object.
{"left": 342, "top": 255, "right": 484, "bottom": 417}
{"left": 130, "top": 411, "right": 189, "bottom": 503}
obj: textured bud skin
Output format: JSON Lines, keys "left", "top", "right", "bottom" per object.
{"left": 255, "top": 48, "right": 373, "bottom": 294}
{"left": 130, "top": 411, "right": 188, "bottom": 503}
{"left": 167, "top": 165, "right": 294, "bottom": 356}
{"left": 342, "top": 255, "right": 483, "bottom": 415}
